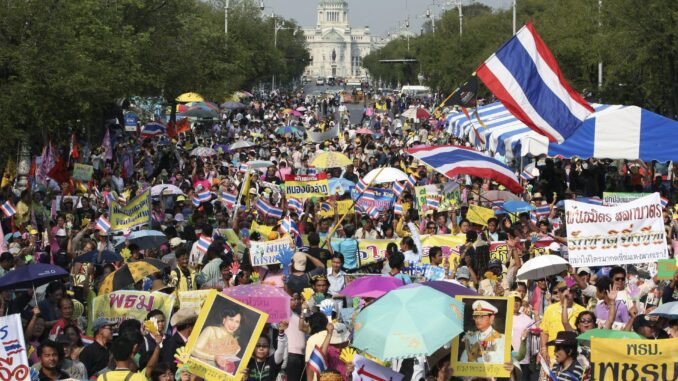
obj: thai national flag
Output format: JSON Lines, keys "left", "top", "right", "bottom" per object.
{"left": 426, "top": 196, "right": 440, "bottom": 210}
{"left": 288, "top": 198, "right": 303, "bottom": 213}
{"left": 660, "top": 196, "right": 669, "bottom": 208}
{"left": 476, "top": 22, "right": 594, "bottom": 143}
{"left": 221, "top": 191, "right": 237, "bottom": 208}
{"left": 141, "top": 121, "right": 166, "bottom": 137}
{"left": 281, "top": 216, "right": 300, "bottom": 237}
{"left": 197, "top": 191, "right": 212, "bottom": 202}
{"left": 530, "top": 211, "right": 539, "bottom": 225}
{"left": 96, "top": 216, "right": 111, "bottom": 233}
{"left": 405, "top": 145, "right": 523, "bottom": 193}
{"left": 366, "top": 205, "right": 380, "bottom": 220}
{"left": 520, "top": 169, "right": 534, "bottom": 181}
{"left": 256, "top": 199, "right": 283, "bottom": 219}
{"left": 197, "top": 236, "right": 212, "bottom": 253}
{"left": 307, "top": 346, "right": 327, "bottom": 377}
{"left": 362, "top": 190, "right": 376, "bottom": 202}
{"left": 355, "top": 178, "right": 368, "bottom": 194}
{"left": 577, "top": 197, "right": 603, "bottom": 206}
{"left": 191, "top": 196, "right": 201, "bottom": 207}
{"left": 534, "top": 205, "right": 551, "bottom": 217}
{"left": 406, "top": 174, "right": 417, "bottom": 189}
{"left": 393, "top": 182, "right": 405, "bottom": 197}
{"left": 394, "top": 202, "right": 404, "bottom": 216}
{"left": 239, "top": 163, "right": 249, "bottom": 173}
{"left": 0, "top": 201, "right": 16, "bottom": 218}
{"left": 105, "top": 192, "right": 117, "bottom": 206}
{"left": 320, "top": 202, "right": 332, "bottom": 212}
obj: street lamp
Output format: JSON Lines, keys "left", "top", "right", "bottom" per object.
{"left": 272, "top": 16, "right": 296, "bottom": 91}
{"left": 425, "top": 8, "right": 435, "bottom": 34}
{"left": 259, "top": 0, "right": 265, "bottom": 11}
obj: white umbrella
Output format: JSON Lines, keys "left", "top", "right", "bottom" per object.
{"left": 246, "top": 160, "right": 274, "bottom": 170}
{"left": 401, "top": 108, "right": 417, "bottom": 119}
{"left": 296, "top": 106, "right": 307, "bottom": 112}
{"left": 151, "top": 184, "right": 184, "bottom": 197}
{"left": 516, "top": 254, "right": 569, "bottom": 280}
{"left": 190, "top": 147, "right": 217, "bottom": 157}
{"left": 649, "top": 301, "right": 678, "bottom": 319}
{"left": 362, "top": 167, "right": 409, "bottom": 184}
{"left": 231, "top": 140, "right": 255, "bottom": 150}
{"left": 481, "top": 190, "right": 521, "bottom": 202}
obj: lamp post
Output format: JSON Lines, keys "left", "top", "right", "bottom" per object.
{"left": 512, "top": 0, "right": 517, "bottom": 35}
{"left": 224, "top": 0, "right": 229, "bottom": 34}
{"left": 273, "top": 16, "right": 296, "bottom": 91}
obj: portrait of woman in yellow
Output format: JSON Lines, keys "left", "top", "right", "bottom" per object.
{"left": 192, "top": 308, "right": 243, "bottom": 373}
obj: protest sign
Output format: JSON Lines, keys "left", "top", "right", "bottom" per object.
{"left": 250, "top": 220, "right": 274, "bottom": 238}
{"left": 110, "top": 189, "right": 151, "bottom": 232}
{"left": 307, "top": 124, "right": 339, "bottom": 143}
{"left": 657, "top": 258, "right": 678, "bottom": 280}
{"left": 352, "top": 354, "right": 404, "bottom": 381}
{"left": 249, "top": 237, "right": 293, "bottom": 266}
{"left": 318, "top": 199, "right": 355, "bottom": 217}
{"left": 467, "top": 205, "right": 495, "bottom": 226}
{"left": 179, "top": 290, "right": 213, "bottom": 315}
{"left": 185, "top": 290, "right": 268, "bottom": 381}
{"left": 0, "top": 314, "right": 30, "bottom": 380}
{"left": 90, "top": 291, "right": 175, "bottom": 333}
{"left": 223, "top": 284, "right": 290, "bottom": 323}
{"left": 284, "top": 173, "right": 330, "bottom": 198}
{"left": 603, "top": 192, "right": 651, "bottom": 206}
{"left": 72, "top": 163, "right": 94, "bottom": 182}
{"left": 352, "top": 187, "right": 394, "bottom": 211}
{"left": 590, "top": 338, "right": 678, "bottom": 381}
{"left": 354, "top": 234, "right": 465, "bottom": 266}
{"left": 564, "top": 192, "right": 668, "bottom": 267}
{"left": 415, "top": 183, "right": 459, "bottom": 212}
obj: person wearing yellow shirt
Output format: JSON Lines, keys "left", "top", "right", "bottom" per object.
{"left": 539, "top": 282, "right": 586, "bottom": 364}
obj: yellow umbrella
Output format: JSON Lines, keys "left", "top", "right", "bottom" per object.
{"left": 310, "top": 152, "right": 353, "bottom": 168}
{"left": 176, "top": 92, "right": 204, "bottom": 103}
{"left": 282, "top": 108, "right": 294, "bottom": 114}
{"left": 98, "top": 260, "right": 167, "bottom": 294}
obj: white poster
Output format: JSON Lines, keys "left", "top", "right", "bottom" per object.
{"left": 565, "top": 192, "right": 668, "bottom": 267}
{"left": 0, "top": 314, "right": 30, "bottom": 380}
{"left": 352, "top": 355, "right": 404, "bottom": 381}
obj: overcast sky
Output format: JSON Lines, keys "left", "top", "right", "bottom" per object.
{"left": 264, "top": 0, "right": 511, "bottom": 36}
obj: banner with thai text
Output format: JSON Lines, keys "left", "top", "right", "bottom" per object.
{"left": 489, "top": 239, "right": 555, "bottom": 264}
{"left": 249, "top": 237, "right": 293, "bottom": 266}
{"left": 0, "top": 314, "right": 30, "bottom": 380}
{"left": 284, "top": 173, "right": 330, "bottom": 198}
{"left": 90, "top": 291, "right": 175, "bottom": 330}
{"left": 352, "top": 187, "right": 395, "bottom": 212}
{"left": 110, "top": 189, "right": 151, "bottom": 232}
{"left": 603, "top": 192, "right": 651, "bottom": 206}
{"left": 590, "top": 338, "right": 678, "bottom": 381}
{"left": 565, "top": 192, "right": 668, "bottom": 266}
{"left": 318, "top": 199, "right": 355, "bottom": 217}
{"left": 344, "top": 234, "right": 465, "bottom": 266}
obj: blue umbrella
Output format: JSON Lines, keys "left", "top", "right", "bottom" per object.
{"left": 74, "top": 250, "right": 123, "bottom": 264}
{"left": 502, "top": 200, "right": 535, "bottom": 214}
{"left": 328, "top": 178, "right": 355, "bottom": 195}
{"left": 0, "top": 263, "right": 68, "bottom": 292}
{"left": 115, "top": 230, "right": 168, "bottom": 250}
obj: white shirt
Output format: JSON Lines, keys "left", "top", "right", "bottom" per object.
{"left": 327, "top": 268, "right": 346, "bottom": 296}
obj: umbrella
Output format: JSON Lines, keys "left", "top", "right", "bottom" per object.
{"left": 481, "top": 190, "right": 521, "bottom": 202}
{"left": 355, "top": 128, "right": 374, "bottom": 135}
{"left": 296, "top": 106, "right": 307, "bottom": 112}
{"left": 516, "top": 255, "right": 569, "bottom": 280}
{"left": 291, "top": 110, "right": 303, "bottom": 117}
{"left": 230, "top": 140, "right": 255, "bottom": 150}
{"left": 74, "top": 250, "right": 123, "bottom": 264}
{"left": 151, "top": 184, "right": 184, "bottom": 197}
{"left": 339, "top": 276, "right": 403, "bottom": 299}
{"left": 223, "top": 284, "right": 290, "bottom": 323}
{"left": 221, "top": 101, "right": 246, "bottom": 110}
{"left": 310, "top": 152, "right": 352, "bottom": 168}
{"left": 190, "top": 101, "right": 220, "bottom": 111}
{"left": 402, "top": 107, "right": 427, "bottom": 119}
{"left": 98, "top": 260, "right": 168, "bottom": 294}
{"left": 176, "top": 92, "right": 204, "bottom": 102}
{"left": 234, "top": 90, "right": 253, "bottom": 98}
{"left": 246, "top": 160, "right": 274, "bottom": 170}
{"left": 179, "top": 107, "right": 219, "bottom": 119}
{"left": 0, "top": 263, "right": 69, "bottom": 292}
{"left": 577, "top": 328, "right": 644, "bottom": 341}
{"left": 421, "top": 280, "right": 478, "bottom": 296}
{"left": 282, "top": 108, "right": 294, "bottom": 114}
{"left": 275, "top": 126, "right": 302, "bottom": 136}
{"left": 362, "top": 167, "right": 409, "bottom": 184}
{"left": 190, "top": 147, "right": 217, "bottom": 157}
{"left": 416, "top": 108, "right": 431, "bottom": 119}
{"left": 648, "top": 301, "right": 678, "bottom": 319}
{"left": 353, "top": 284, "right": 465, "bottom": 360}
{"left": 328, "top": 178, "right": 355, "bottom": 195}
{"left": 502, "top": 200, "right": 535, "bottom": 213}
{"left": 115, "top": 230, "right": 168, "bottom": 250}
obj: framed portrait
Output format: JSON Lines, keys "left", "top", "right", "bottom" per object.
{"left": 184, "top": 290, "right": 269, "bottom": 381}
{"left": 450, "top": 296, "right": 514, "bottom": 378}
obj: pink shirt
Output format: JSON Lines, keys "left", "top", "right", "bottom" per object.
{"left": 511, "top": 313, "right": 534, "bottom": 365}
{"left": 286, "top": 313, "right": 306, "bottom": 355}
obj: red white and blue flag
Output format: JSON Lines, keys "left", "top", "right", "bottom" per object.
{"left": 281, "top": 216, "right": 300, "bottom": 237}
{"left": 256, "top": 199, "right": 283, "bottom": 219}
{"left": 393, "top": 182, "right": 405, "bottom": 197}
{"left": 307, "top": 346, "right": 327, "bottom": 377}
{"left": 96, "top": 216, "right": 111, "bottom": 233}
{"left": 476, "top": 22, "right": 594, "bottom": 143}
{"left": 362, "top": 190, "right": 376, "bottom": 202}
{"left": 288, "top": 198, "right": 303, "bottom": 213}
{"left": 355, "top": 178, "right": 368, "bottom": 194}
{"left": 534, "top": 205, "right": 551, "bottom": 217}
{"left": 191, "top": 196, "right": 201, "bottom": 207}
{"left": 520, "top": 169, "right": 534, "bottom": 181}
{"left": 426, "top": 196, "right": 440, "bottom": 210}
{"left": 239, "top": 163, "right": 249, "bottom": 173}
{"left": 141, "top": 121, "right": 167, "bottom": 137}
{"left": 661, "top": 196, "right": 669, "bottom": 208}
{"left": 197, "top": 191, "right": 212, "bottom": 202}
{"left": 105, "top": 192, "right": 117, "bottom": 206}
{"left": 366, "top": 205, "right": 380, "bottom": 220}
{"left": 406, "top": 174, "right": 417, "bottom": 189}
{"left": 221, "top": 191, "right": 237, "bottom": 208}
{"left": 405, "top": 145, "right": 523, "bottom": 193}
{"left": 0, "top": 201, "right": 16, "bottom": 218}
{"left": 394, "top": 202, "right": 404, "bottom": 216}
{"left": 197, "top": 236, "right": 213, "bottom": 253}
{"left": 320, "top": 202, "right": 332, "bottom": 212}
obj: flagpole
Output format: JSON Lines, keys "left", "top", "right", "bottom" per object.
{"left": 231, "top": 170, "right": 251, "bottom": 226}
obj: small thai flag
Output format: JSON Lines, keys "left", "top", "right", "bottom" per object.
{"left": 661, "top": 196, "right": 669, "bottom": 208}
{"left": 366, "top": 205, "right": 380, "bottom": 219}
{"left": 197, "top": 236, "right": 212, "bottom": 253}
{"left": 96, "top": 216, "right": 111, "bottom": 233}
{"left": 105, "top": 192, "right": 116, "bottom": 206}
{"left": 191, "top": 196, "right": 201, "bottom": 207}
{"left": 320, "top": 202, "right": 332, "bottom": 212}
{"left": 221, "top": 191, "right": 237, "bottom": 208}
{"left": 288, "top": 198, "right": 303, "bottom": 213}
{"left": 256, "top": 198, "right": 283, "bottom": 219}
{"left": 307, "top": 346, "right": 328, "bottom": 377}
{"left": 141, "top": 121, "right": 166, "bottom": 137}
{"left": 281, "top": 216, "right": 300, "bottom": 237}
{"left": 394, "top": 202, "right": 404, "bottom": 216}
{"left": 530, "top": 211, "right": 539, "bottom": 225}
{"left": 426, "top": 196, "right": 439, "bottom": 210}
{"left": 534, "top": 205, "right": 551, "bottom": 216}
{"left": 239, "top": 163, "right": 249, "bottom": 173}
{"left": 355, "top": 178, "right": 368, "bottom": 194}
{"left": 393, "top": 182, "right": 405, "bottom": 197}
{"left": 520, "top": 169, "right": 534, "bottom": 181}
{"left": 406, "top": 174, "right": 417, "bottom": 189}
{"left": 197, "top": 191, "right": 212, "bottom": 202}
{"left": 0, "top": 201, "right": 16, "bottom": 218}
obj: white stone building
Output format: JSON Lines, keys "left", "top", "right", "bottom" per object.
{"left": 302, "top": 0, "right": 375, "bottom": 79}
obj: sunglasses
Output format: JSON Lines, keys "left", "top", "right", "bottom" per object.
{"left": 256, "top": 344, "right": 268, "bottom": 348}
{"left": 579, "top": 318, "right": 594, "bottom": 324}
{"left": 613, "top": 277, "right": 625, "bottom": 282}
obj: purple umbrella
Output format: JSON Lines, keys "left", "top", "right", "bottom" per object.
{"left": 421, "top": 280, "right": 478, "bottom": 296}
{"left": 0, "top": 263, "right": 68, "bottom": 291}
{"left": 339, "top": 276, "right": 403, "bottom": 299}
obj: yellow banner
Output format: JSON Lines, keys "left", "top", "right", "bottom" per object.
{"left": 356, "top": 234, "right": 465, "bottom": 266}
{"left": 591, "top": 338, "right": 678, "bottom": 380}
{"left": 179, "top": 290, "right": 213, "bottom": 315}
{"left": 110, "top": 189, "right": 151, "bottom": 232}
{"left": 319, "top": 199, "right": 355, "bottom": 217}
{"left": 250, "top": 220, "right": 274, "bottom": 237}
{"left": 89, "top": 291, "right": 175, "bottom": 334}
{"left": 284, "top": 173, "right": 330, "bottom": 198}
{"left": 467, "top": 204, "right": 495, "bottom": 226}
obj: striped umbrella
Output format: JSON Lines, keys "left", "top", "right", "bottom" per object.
{"left": 98, "top": 259, "right": 168, "bottom": 294}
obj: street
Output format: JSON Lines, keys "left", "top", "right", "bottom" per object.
{"left": 301, "top": 82, "right": 368, "bottom": 125}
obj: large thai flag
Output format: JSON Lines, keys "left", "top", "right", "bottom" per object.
{"left": 256, "top": 199, "right": 283, "bottom": 219}
{"left": 406, "top": 145, "right": 523, "bottom": 194}
{"left": 476, "top": 23, "right": 594, "bottom": 143}
{"left": 141, "top": 122, "right": 166, "bottom": 137}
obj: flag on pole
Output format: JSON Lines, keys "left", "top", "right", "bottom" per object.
{"left": 307, "top": 346, "right": 328, "bottom": 377}
{"left": 197, "top": 236, "right": 213, "bottom": 253}
{"left": 520, "top": 169, "right": 534, "bottom": 181}
{"left": 534, "top": 205, "right": 551, "bottom": 217}
{"left": 355, "top": 178, "right": 368, "bottom": 194}
{"left": 0, "top": 201, "right": 16, "bottom": 218}
{"left": 320, "top": 202, "right": 332, "bottom": 212}
{"left": 288, "top": 198, "right": 303, "bottom": 213}
{"left": 96, "top": 216, "right": 111, "bottom": 233}
{"left": 362, "top": 190, "right": 376, "bottom": 202}
{"left": 221, "top": 191, "right": 237, "bottom": 208}
{"left": 366, "top": 205, "right": 380, "bottom": 220}
{"left": 239, "top": 163, "right": 249, "bottom": 173}
{"left": 281, "top": 216, "right": 300, "bottom": 237}
{"left": 426, "top": 196, "right": 440, "bottom": 211}
{"left": 661, "top": 196, "right": 669, "bottom": 208}
{"left": 394, "top": 202, "right": 404, "bottom": 216}
{"left": 476, "top": 22, "right": 594, "bottom": 143}
{"left": 393, "top": 182, "right": 405, "bottom": 197}
{"left": 256, "top": 199, "right": 283, "bottom": 219}
{"left": 406, "top": 174, "right": 417, "bottom": 189}
{"left": 197, "top": 191, "right": 212, "bottom": 202}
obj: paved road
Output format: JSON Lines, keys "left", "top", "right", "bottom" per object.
{"left": 301, "top": 83, "right": 367, "bottom": 125}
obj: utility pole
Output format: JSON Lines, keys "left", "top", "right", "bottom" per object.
{"left": 457, "top": 1, "right": 463, "bottom": 37}
{"left": 597, "top": 0, "right": 603, "bottom": 90}
{"left": 512, "top": 0, "right": 517, "bottom": 35}
{"left": 224, "top": 0, "right": 229, "bottom": 34}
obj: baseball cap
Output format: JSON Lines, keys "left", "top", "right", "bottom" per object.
{"left": 576, "top": 267, "right": 591, "bottom": 275}
{"left": 292, "top": 252, "right": 306, "bottom": 272}
{"left": 456, "top": 266, "right": 470, "bottom": 280}
{"left": 92, "top": 318, "right": 116, "bottom": 333}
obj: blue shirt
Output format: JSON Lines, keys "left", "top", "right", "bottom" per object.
{"left": 331, "top": 238, "right": 358, "bottom": 270}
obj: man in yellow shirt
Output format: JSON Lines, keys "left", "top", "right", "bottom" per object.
{"left": 539, "top": 282, "right": 586, "bottom": 364}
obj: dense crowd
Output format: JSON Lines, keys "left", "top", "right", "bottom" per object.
{"left": 1, "top": 88, "right": 677, "bottom": 381}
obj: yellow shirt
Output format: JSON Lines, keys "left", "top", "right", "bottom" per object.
{"left": 540, "top": 302, "right": 586, "bottom": 358}
{"left": 96, "top": 369, "right": 147, "bottom": 381}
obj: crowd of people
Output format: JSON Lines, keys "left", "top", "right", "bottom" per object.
{"left": 1, "top": 87, "right": 677, "bottom": 381}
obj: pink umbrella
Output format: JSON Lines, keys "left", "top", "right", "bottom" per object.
{"left": 416, "top": 108, "right": 431, "bottom": 119}
{"left": 223, "top": 284, "right": 290, "bottom": 323}
{"left": 355, "top": 128, "right": 374, "bottom": 135}
{"left": 339, "top": 276, "right": 403, "bottom": 299}
{"left": 365, "top": 107, "right": 374, "bottom": 116}
{"left": 291, "top": 110, "right": 303, "bottom": 117}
